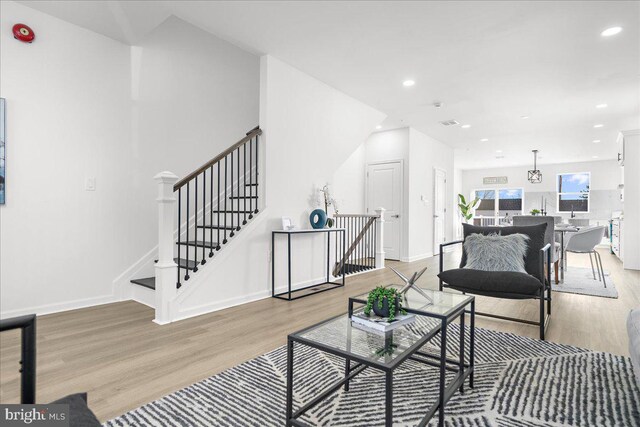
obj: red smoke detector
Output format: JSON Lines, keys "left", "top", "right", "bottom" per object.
{"left": 13, "top": 23, "right": 35, "bottom": 43}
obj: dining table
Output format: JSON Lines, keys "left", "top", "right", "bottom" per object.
{"left": 554, "top": 225, "right": 580, "bottom": 283}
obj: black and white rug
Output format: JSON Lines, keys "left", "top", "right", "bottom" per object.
{"left": 105, "top": 326, "right": 640, "bottom": 426}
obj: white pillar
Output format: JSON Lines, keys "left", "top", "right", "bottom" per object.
{"left": 375, "top": 207, "right": 385, "bottom": 269}
{"left": 153, "top": 171, "right": 179, "bottom": 324}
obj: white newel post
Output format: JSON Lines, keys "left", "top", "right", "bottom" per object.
{"left": 154, "top": 171, "right": 179, "bottom": 325}
{"left": 375, "top": 207, "right": 385, "bottom": 269}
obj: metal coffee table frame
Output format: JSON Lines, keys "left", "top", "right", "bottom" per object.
{"left": 286, "top": 295, "right": 475, "bottom": 427}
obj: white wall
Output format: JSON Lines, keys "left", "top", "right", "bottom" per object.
{"left": 621, "top": 130, "right": 640, "bottom": 270}
{"left": 0, "top": 3, "right": 260, "bottom": 317}
{"left": 0, "top": 1, "right": 132, "bottom": 316}
{"left": 460, "top": 159, "right": 623, "bottom": 221}
{"left": 173, "top": 55, "right": 385, "bottom": 318}
{"left": 127, "top": 15, "right": 260, "bottom": 273}
{"left": 364, "top": 127, "right": 454, "bottom": 261}
{"left": 407, "top": 128, "right": 454, "bottom": 260}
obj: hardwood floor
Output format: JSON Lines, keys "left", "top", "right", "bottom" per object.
{"left": 1, "top": 247, "right": 638, "bottom": 422}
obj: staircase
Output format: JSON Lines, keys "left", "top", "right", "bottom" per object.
{"left": 333, "top": 212, "right": 384, "bottom": 277}
{"left": 130, "top": 127, "right": 262, "bottom": 296}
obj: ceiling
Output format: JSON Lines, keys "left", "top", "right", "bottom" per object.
{"left": 20, "top": 1, "right": 640, "bottom": 169}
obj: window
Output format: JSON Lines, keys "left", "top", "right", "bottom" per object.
{"left": 557, "top": 172, "right": 590, "bottom": 213}
{"left": 473, "top": 188, "right": 524, "bottom": 218}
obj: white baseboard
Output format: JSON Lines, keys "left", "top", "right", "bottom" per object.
{"left": 174, "top": 289, "right": 271, "bottom": 322}
{"left": 0, "top": 294, "right": 119, "bottom": 319}
{"left": 400, "top": 252, "right": 434, "bottom": 263}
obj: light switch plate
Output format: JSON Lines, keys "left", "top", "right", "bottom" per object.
{"left": 85, "top": 177, "right": 96, "bottom": 191}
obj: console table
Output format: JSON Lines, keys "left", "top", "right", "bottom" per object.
{"left": 272, "top": 228, "right": 346, "bottom": 301}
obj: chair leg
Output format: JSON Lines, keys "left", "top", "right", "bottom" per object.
{"left": 539, "top": 294, "right": 545, "bottom": 340}
{"left": 589, "top": 252, "right": 597, "bottom": 280}
{"left": 554, "top": 261, "right": 559, "bottom": 284}
{"left": 596, "top": 251, "right": 607, "bottom": 288}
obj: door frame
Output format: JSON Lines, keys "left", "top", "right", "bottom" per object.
{"left": 433, "top": 167, "right": 447, "bottom": 255}
{"left": 365, "top": 159, "right": 404, "bottom": 261}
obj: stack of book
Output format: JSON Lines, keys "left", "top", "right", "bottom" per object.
{"left": 351, "top": 311, "right": 415, "bottom": 334}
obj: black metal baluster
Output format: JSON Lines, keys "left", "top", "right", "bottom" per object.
{"left": 224, "top": 156, "right": 228, "bottom": 244}
{"left": 350, "top": 217, "right": 354, "bottom": 270}
{"left": 249, "top": 137, "right": 254, "bottom": 219}
{"left": 236, "top": 147, "right": 241, "bottom": 231}
{"left": 368, "top": 219, "right": 375, "bottom": 268}
{"left": 185, "top": 182, "right": 190, "bottom": 280}
{"left": 209, "top": 166, "right": 214, "bottom": 257}
{"left": 230, "top": 150, "right": 235, "bottom": 237}
{"left": 201, "top": 171, "right": 206, "bottom": 265}
{"left": 217, "top": 162, "right": 221, "bottom": 250}
{"left": 374, "top": 215, "right": 378, "bottom": 268}
{"left": 243, "top": 142, "right": 247, "bottom": 225}
{"left": 177, "top": 188, "right": 182, "bottom": 287}
{"left": 358, "top": 217, "right": 362, "bottom": 269}
{"left": 255, "top": 135, "right": 259, "bottom": 214}
{"left": 193, "top": 176, "right": 198, "bottom": 273}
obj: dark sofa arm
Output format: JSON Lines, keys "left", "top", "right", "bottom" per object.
{"left": 539, "top": 243, "right": 551, "bottom": 286}
{"left": 439, "top": 240, "right": 464, "bottom": 274}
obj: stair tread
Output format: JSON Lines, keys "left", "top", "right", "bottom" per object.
{"left": 130, "top": 277, "right": 155, "bottom": 290}
{"left": 212, "top": 210, "right": 253, "bottom": 213}
{"left": 196, "top": 225, "right": 236, "bottom": 230}
{"left": 245, "top": 183, "right": 258, "bottom": 186}
{"left": 130, "top": 276, "right": 182, "bottom": 290}
{"left": 177, "top": 240, "right": 219, "bottom": 248}
{"left": 229, "top": 195, "right": 258, "bottom": 199}
{"left": 175, "top": 257, "right": 199, "bottom": 270}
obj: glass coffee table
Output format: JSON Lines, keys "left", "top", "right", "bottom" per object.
{"left": 286, "top": 286, "right": 475, "bottom": 427}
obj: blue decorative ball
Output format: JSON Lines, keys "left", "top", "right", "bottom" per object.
{"left": 309, "top": 209, "right": 327, "bottom": 229}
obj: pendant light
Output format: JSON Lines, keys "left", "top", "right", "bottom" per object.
{"left": 528, "top": 150, "right": 542, "bottom": 183}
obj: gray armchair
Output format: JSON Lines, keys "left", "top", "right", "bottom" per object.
{"left": 438, "top": 223, "right": 552, "bottom": 340}
{"left": 513, "top": 215, "right": 561, "bottom": 283}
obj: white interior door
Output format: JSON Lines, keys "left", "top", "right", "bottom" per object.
{"left": 433, "top": 168, "right": 447, "bottom": 254}
{"left": 367, "top": 161, "right": 402, "bottom": 260}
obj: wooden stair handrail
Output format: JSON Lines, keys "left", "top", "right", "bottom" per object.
{"left": 332, "top": 216, "right": 377, "bottom": 277}
{"left": 173, "top": 126, "right": 262, "bottom": 191}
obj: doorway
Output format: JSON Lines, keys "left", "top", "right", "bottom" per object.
{"left": 366, "top": 161, "right": 403, "bottom": 260}
{"left": 433, "top": 167, "right": 447, "bottom": 255}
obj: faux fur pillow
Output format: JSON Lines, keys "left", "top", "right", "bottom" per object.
{"left": 463, "top": 233, "right": 529, "bottom": 273}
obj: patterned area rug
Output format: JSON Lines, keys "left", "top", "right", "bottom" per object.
{"left": 552, "top": 267, "right": 618, "bottom": 298}
{"left": 105, "top": 326, "right": 640, "bottom": 427}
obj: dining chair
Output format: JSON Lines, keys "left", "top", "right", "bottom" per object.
{"left": 564, "top": 226, "right": 607, "bottom": 287}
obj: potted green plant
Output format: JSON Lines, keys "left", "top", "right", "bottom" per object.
{"left": 458, "top": 194, "right": 480, "bottom": 223}
{"left": 364, "top": 286, "right": 406, "bottom": 321}
{"left": 530, "top": 209, "right": 541, "bottom": 216}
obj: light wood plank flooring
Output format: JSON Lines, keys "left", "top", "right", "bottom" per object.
{"left": 1, "top": 247, "right": 638, "bottom": 422}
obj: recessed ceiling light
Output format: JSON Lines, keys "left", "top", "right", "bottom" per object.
{"left": 592, "top": 155, "right": 599, "bottom": 159}
{"left": 593, "top": 139, "right": 601, "bottom": 143}
{"left": 402, "top": 80, "right": 415, "bottom": 87}
{"left": 461, "top": 124, "right": 471, "bottom": 129}
{"left": 496, "top": 150, "right": 503, "bottom": 153}
{"left": 480, "top": 138, "right": 489, "bottom": 142}
{"left": 593, "top": 124, "right": 604, "bottom": 128}
{"left": 601, "top": 26, "right": 622, "bottom": 37}
{"left": 375, "top": 125, "right": 382, "bottom": 130}
{"left": 521, "top": 115, "right": 530, "bottom": 119}
{"left": 596, "top": 103, "right": 608, "bottom": 109}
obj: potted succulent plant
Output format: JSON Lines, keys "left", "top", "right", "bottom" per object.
{"left": 364, "top": 286, "right": 406, "bottom": 321}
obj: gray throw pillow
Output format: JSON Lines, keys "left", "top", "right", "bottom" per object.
{"left": 463, "top": 233, "right": 529, "bottom": 273}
